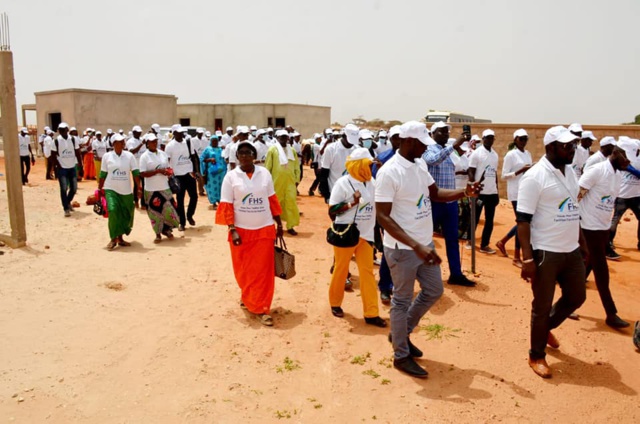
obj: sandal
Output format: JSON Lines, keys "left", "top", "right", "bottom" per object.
{"left": 153, "top": 235, "right": 162, "bottom": 244}
{"left": 162, "top": 229, "right": 174, "bottom": 239}
{"left": 118, "top": 240, "right": 132, "bottom": 247}
{"left": 256, "top": 314, "right": 273, "bottom": 326}
{"left": 240, "top": 302, "right": 248, "bottom": 310}
{"left": 365, "top": 316, "right": 387, "bottom": 328}
{"left": 106, "top": 241, "right": 117, "bottom": 251}
{"left": 496, "top": 240, "right": 508, "bottom": 257}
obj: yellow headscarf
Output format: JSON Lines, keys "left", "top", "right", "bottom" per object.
{"left": 345, "top": 157, "right": 373, "bottom": 182}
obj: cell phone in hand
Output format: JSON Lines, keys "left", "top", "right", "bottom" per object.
{"left": 462, "top": 125, "right": 471, "bottom": 134}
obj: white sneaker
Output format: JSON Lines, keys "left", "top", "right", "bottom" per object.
{"left": 464, "top": 242, "right": 472, "bottom": 250}
{"left": 374, "top": 258, "right": 382, "bottom": 266}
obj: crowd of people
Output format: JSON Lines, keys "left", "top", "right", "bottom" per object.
{"left": 17, "top": 118, "right": 640, "bottom": 379}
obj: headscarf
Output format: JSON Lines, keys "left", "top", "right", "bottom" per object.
{"left": 345, "top": 147, "right": 374, "bottom": 182}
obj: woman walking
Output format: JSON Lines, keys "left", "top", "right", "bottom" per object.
{"left": 200, "top": 134, "right": 226, "bottom": 210}
{"left": 139, "top": 134, "right": 180, "bottom": 243}
{"left": 496, "top": 129, "right": 532, "bottom": 267}
{"left": 328, "top": 147, "right": 386, "bottom": 327}
{"left": 97, "top": 134, "right": 141, "bottom": 250}
{"left": 215, "top": 141, "right": 284, "bottom": 326}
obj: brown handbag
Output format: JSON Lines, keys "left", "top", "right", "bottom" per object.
{"left": 274, "top": 236, "right": 296, "bottom": 280}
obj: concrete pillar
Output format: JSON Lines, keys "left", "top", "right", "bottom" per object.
{"left": 0, "top": 50, "right": 27, "bottom": 248}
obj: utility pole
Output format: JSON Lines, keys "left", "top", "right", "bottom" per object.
{"left": 0, "top": 12, "right": 27, "bottom": 248}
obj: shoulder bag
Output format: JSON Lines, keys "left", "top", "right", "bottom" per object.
{"left": 274, "top": 236, "right": 296, "bottom": 280}
{"left": 326, "top": 180, "right": 360, "bottom": 248}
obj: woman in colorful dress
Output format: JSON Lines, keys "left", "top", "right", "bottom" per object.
{"left": 139, "top": 134, "right": 180, "bottom": 243}
{"left": 200, "top": 134, "right": 226, "bottom": 210}
{"left": 97, "top": 134, "right": 141, "bottom": 250}
{"left": 215, "top": 141, "right": 284, "bottom": 326}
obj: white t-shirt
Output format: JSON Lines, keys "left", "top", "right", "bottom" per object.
{"left": 579, "top": 160, "right": 621, "bottom": 231}
{"left": 584, "top": 150, "right": 606, "bottom": 171}
{"left": 92, "top": 139, "right": 108, "bottom": 159}
{"left": 101, "top": 151, "right": 138, "bottom": 195}
{"left": 43, "top": 136, "right": 54, "bottom": 158}
{"left": 375, "top": 140, "right": 392, "bottom": 156}
{"left": 618, "top": 155, "right": 640, "bottom": 199}
{"left": 330, "top": 175, "right": 376, "bottom": 242}
{"left": 51, "top": 135, "right": 79, "bottom": 169}
{"left": 292, "top": 141, "right": 302, "bottom": 155}
{"left": 192, "top": 136, "right": 208, "bottom": 158}
{"left": 450, "top": 151, "right": 469, "bottom": 190}
{"left": 219, "top": 166, "right": 277, "bottom": 230}
{"left": 321, "top": 141, "right": 357, "bottom": 191}
{"left": 125, "top": 137, "right": 147, "bottom": 162}
{"left": 18, "top": 134, "right": 31, "bottom": 157}
{"left": 469, "top": 145, "right": 499, "bottom": 195}
{"left": 227, "top": 141, "right": 239, "bottom": 170}
{"left": 571, "top": 145, "right": 590, "bottom": 179}
{"left": 253, "top": 140, "right": 270, "bottom": 164}
{"left": 139, "top": 149, "right": 171, "bottom": 192}
{"left": 517, "top": 157, "right": 580, "bottom": 253}
{"left": 501, "top": 148, "right": 533, "bottom": 201}
{"left": 220, "top": 134, "right": 233, "bottom": 148}
{"left": 375, "top": 154, "right": 435, "bottom": 250}
{"left": 165, "top": 139, "right": 196, "bottom": 176}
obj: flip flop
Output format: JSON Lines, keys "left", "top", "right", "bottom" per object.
{"left": 118, "top": 240, "right": 132, "bottom": 247}
{"left": 106, "top": 241, "right": 117, "bottom": 251}
{"left": 256, "top": 314, "right": 273, "bottom": 326}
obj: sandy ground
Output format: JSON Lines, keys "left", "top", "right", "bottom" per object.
{"left": 1, "top": 157, "right": 639, "bottom": 423}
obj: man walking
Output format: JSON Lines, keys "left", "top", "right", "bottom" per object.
{"left": 517, "top": 126, "right": 587, "bottom": 378}
{"left": 165, "top": 127, "right": 199, "bottom": 231}
{"left": 50, "top": 123, "right": 84, "bottom": 217}
{"left": 18, "top": 127, "right": 35, "bottom": 185}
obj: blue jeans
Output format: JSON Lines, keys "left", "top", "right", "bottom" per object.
{"left": 432, "top": 201, "right": 462, "bottom": 277}
{"left": 504, "top": 201, "right": 520, "bottom": 250}
{"left": 57, "top": 167, "right": 77, "bottom": 212}
{"left": 609, "top": 196, "right": 640, "bottom": 246}
{"left": 385, "top": 245, "right": 443, "bottom": 360}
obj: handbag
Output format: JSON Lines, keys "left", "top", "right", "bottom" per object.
{"left": 168, "top": 175, "right": 180, "bottom": 194}
{"left": 92, "top": 190, "right": 109, "bottom": 218}
{"left": 274, "top": 236, "right": 296, "bottom": 280}
{"left": 326, "top": 181, "right": 360, "bottom": 248}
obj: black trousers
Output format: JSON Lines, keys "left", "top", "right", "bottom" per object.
{"left": 475, "top": 194, "right": 499, "bottom": 248}
{"left": 46, "top": 157, "right": 55, "bottom": 179}
{"left": 176, "top": 174, "right": 198, "bottom": 226}
{"left": 584, "top": 229, "right": 617, "bottom": 316}
{"left": 609, "top": 196, "right": 640, "bottom": 246}
{"left": 309, "top": 165, "right": 321, "bottom": 192}
{"left": 529, "top": 248, "right": 586, "bottom": 359}
{"left": 20, "top": 156, "right": 31, "bottom": 184}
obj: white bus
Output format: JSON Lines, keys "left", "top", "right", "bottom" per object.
{"left": 425, "top": 111, "right": 491, "bottom": 123}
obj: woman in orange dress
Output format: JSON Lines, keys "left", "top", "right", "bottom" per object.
{"left": 215, "top": 141, "right": 284, "bottom": 326}
{"left": 82, "top": 130, "right": 97, "bottom": 180}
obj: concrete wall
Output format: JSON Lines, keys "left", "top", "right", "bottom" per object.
{"left": 177, "top": 103, "right": 331, "bottom": 138}
{"left": 35, "top": 89, "right": 177, "bottom": 133}
{"left": 447, "top": 123, "right": 640, "bottom": 198}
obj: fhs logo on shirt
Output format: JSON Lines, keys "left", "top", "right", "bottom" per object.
{"left": 61, "top": 149, "right": 73, "bottom": 156}
{"left": 242, "top": 193, "right": 263, "bottom": 205}
{"left": 112, "top": 168, "right": 128, "bottom": 177}
{"left": 600, "top": 195, "right": 612, "bottom": 203}
{"left": 416, "top": 194, "right": 429, "bottom": 210}
{"left": 558, "top": 197, "right": 578, "bottom": 212}
{"left": 358, "top": 202, "right": 373, "bottom": 213}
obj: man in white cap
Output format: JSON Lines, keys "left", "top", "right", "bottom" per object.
{"left": 375, "top": 130, "right": 391, "bottom": 156}
{"left": 319, "top": 124, "right": 358, "bottom": 202}
{"left": 608, "top": 138, "right": 640, "bottom": 259}
{"left": 50, "top": 123, "right": 84, "bottom": 217}
{"left": 18, "top": 127, "right": 35, "bottom": 185}
{"left": 308, "top": 133, "right": 324, "bottom": 196}
{"left": 571, "top": 131, "right": 597, "bottom": 179}
{"left": 228, "top": 126, "right": 250, "bottom": 171}
{"left": 578, "top": 145, "right": 631, "bottom": 328}
{"left": 517, "top": 126, "right": 587, "bottom": 378}
{"left": 376, "top": 121, "right": 481, "bottom": 378}
{"left": 192, "top": 128, "right": 208, "bottom": 196}
{"left": 92, "top": 131, "right": 108, "bottom": 177}
{"left": 584, "top": 136, "right": 616, "bottom": 171}
{"left": 126, "top": 125, "right": 148, "bottom": 208}
{"left": 265, "top": 128, "right": 275, "bottom": 145}
{"left": 39, "top": 126, "right": 50, "bottom": 157}
{"left": 106, "top": 129, "right": 114, "bottom": 151}
{"left": 468, "top": 129, "right": 500, "bottom": 254}
{"left": 249, "top": 125, "right": 258, "bottom": 141}
{"left": 253, "top": 129, "right": 269, "bottom": 167}
{"left": 568, "top": 123, "right": 583, "bottom": 138}
{"left": 165, "top": 126, "right": 200, "bottom": 231}
{"left": 221, "top": 126, "right": 234, "bottom": 149}
{"left": 43, "top": 129, "right": 56, "bottom": 180}
{"left": 423, "top": 121, "right": 476, "bottom": 286}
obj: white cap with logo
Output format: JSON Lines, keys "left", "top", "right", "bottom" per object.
{"left": 543, "top": 126, "right": 579, "bottom": 146}
{"left": 399, "top": 121, "right": 435, "bottom": 146}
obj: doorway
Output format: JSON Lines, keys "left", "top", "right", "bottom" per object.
{"left": 49, "top": 113, "right": 62, "bottom": 131}
{"left": 180, "top": 118, "right": 191, "bottom": 127}
{"left": 215, "top": 119, "right": 223, "bottom": 131}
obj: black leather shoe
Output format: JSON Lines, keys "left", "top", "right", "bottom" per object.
{"left": 380, "top": 290, "right": 392, "bottom": 305}
{"left": 447, "top": 274, "right": 476, "bottom": 287}
{"left": 187, "top": 217, "right": 196, "bottom": 226}
{"left": 393, "top": 356, "right": 428, "bottom": 378}
{"left": 388, "top": 333, "right": 423, "bottom": 358}
{"left": 633, "top": 321, "right": 640, "bottom": 349}
{"left": 606, "top": 314, "right": 630, "bottom": 328}
{"left": 331, "top": 307, "right": 344, "bottom": 318}
{"left": 365, "top": 316, "right": 387, "bottom": 328}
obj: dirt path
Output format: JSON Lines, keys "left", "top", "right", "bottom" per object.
{"left": 1, "top": 157, "right": 639, "bottom": 423}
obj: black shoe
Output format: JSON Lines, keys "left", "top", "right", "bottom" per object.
{"left": 365, "top": 316, "right": 387, "bottom": 328}
{"left": 633, "top": 321, "right": 640, "bottom": 349}
{"left": 308, "top": 190, "right": 314, "bottom": 196}
{"left": 331, "top": 306, "right": 344, "bottom": 318}
{"left": 178, "top": 225, "right": 185, "bottom": 231}
{"left": 344, "top": 279, "right": 353, "bottom": 292}
{"left": 287, "top": 228, "right": 298, "bottom": 236}
{"left": 448, "top": 274, "right": 476, "bottom": 287}
{"left": 606, "top": 314, "right": 630, "bottom": 329}
{"left": 393, "top": 356, "right": 428, "bottom": 379}
{"left": 380, "top": 290, "right": 392, "bottom": 305}
{"left": 187, "top": 217, "right": 196, "bottom": 226}
{"left": 606, "top": 247, "right": 621, "bottom": 261}
{"left": 388, "top": 333, "right": 423, "bottom": 358}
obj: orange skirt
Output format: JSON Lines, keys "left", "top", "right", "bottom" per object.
{"left": 229, "top": 226, "right": 276, "bottom": 314}
{"left": 83, "top": 151, "right": 96, "bottom": 179}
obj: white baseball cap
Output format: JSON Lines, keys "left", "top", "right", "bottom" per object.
{"left": 344, "top": 124, "right": 361, "bottom": 145}
{"left": 132, "top": 125, "right": 142, "bottom": 132}
{"left": 226, "top": 126, "right": 233, "bottom": 132}
{"left": 600, "top": 136, "right": 616, "bottom": 147}
{"left": 388, "top": 125, "right": 401, "bottom": 138}
{"left": 543, "top": 126, "right": 578, "bottom": 146}
{"left": 151, "top": 123, "right": 160, "bottom": 131}
{"left": 513, "top": 129, "right": 528, "bottom": 139}
{"left": 145, "top": 134, "right": 158, "bottom": 142}
{"left": 178, "top": 127, "right": 188, "bottom": 133}
{"left": 70, "top": 127, "right": 77, "bottom": 132}
{"left": 256, "top": 129, "right": 266, "bottom": 136}
{"left": 20, "top": 127, "right": 28, "bottom": 132}
{"left": 616, "top": 138, "right": 637, "bottom": 155}
{"left": 236, "top": 126, "right": 250, "bottom": 134}
{"left": 582, "top": 131, "right": 597, "bottom": 141}
{"left": 196, "top": 127, "right": 204, "bottom": 133}
{"left": 58, "top": 122, "right": 69, "bottom": 129}
{"left": 359, "top": 129, "right": 373, "bottom": 140}
{"left": 430, "top": 121, "right": 451, "bottom": 134}
{"left": 399, "top": 121, "right": 435, "bottom": 146}
{"left": 215, "top": 130, "right": 222, "bottom": 136}
{"left": 275, "top": 129, "right": 289, "bottom": 137}
{"left": 107, "top": 128, "right": 113, "bottom": 134}
{"left": 482, "top": 129, "right": 495, "bottom": 138}
{"left": 111, "top": 134, "right": 125, "bottom": 142}
{"left": 378, "top": 130, "right": 388, "bottom": 138}
{"left": 324, "top": 128, "right": 333, "bottom": 135}
{"left": 44, "top": 126, "right": 50, "bottom": 131}
{"left": 267, "top": 127, "right": 274, "bottom": 132}
{"left": 250, "top": 125, "right": 258, "bottom": 131}
{"left": 568, "top": 123, "right": 583, "bottom": 133}
{"left": 471, "top": 134, "right": 481, "bottom": 142}
{"left": 347, "top": 147, "right": 374, "bottom": 162}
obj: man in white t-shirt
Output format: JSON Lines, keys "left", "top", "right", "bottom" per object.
{"left": 43, "top": 129, "right": 56, "bottom": 180}
{"left": 126, "top": 125, "right": 148, "bottom": 208}
{"left": 220, "top": 126, "right": 234, "bottom": 149}
{"left": 253, "top": 129, "right": 270, "bottom": 166}
{"left": 578, "top": 147, "right": 630, "bottom": 328}
{"left": 584, "top": 136, "right": 616, "bottom": 171}
{"left": 468, "top": 129, "right": 500, "bottom": 253}
{"left": 192, "top": 128, "right": 208, "bottom": 196}
{"left": 319, "top": 124, "right": 358, "bottom": 202}
{"left": 50, "top": 123, "right": 84, "bottom": 216}
{"left": 516, "top": 126, "right": 588, "bottom": 379}
{"left": 165, "top": 127, "right": 199, "bottom": 231}
{"left": 18, "top": 127, "right": 35, "bottom": 185}
{"left": 571, "top": 131, "right": 596, "bottom": 179}
{"left": 376, "top": 121, "right": 481, "bottom": 379}
{"left": 309, "top": 133, "right": 323, "bottom": 196}
{"left": 227, "top": 126, "right": 250, "bottom": 171}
